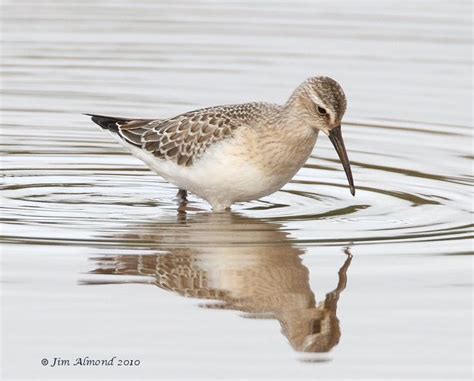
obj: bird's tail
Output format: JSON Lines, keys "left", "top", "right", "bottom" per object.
{"left": 84, "top": 113, "right": 131, "bottom": 134}
{"left": 85, "top": 113, "right": 156, "bottom": 147}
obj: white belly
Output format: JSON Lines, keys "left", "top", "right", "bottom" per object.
{"left": 126, "top": 144, "right": 281, "bottom": 210}
{"left": 115, "top": 130, "right": 317, "bottom": 211}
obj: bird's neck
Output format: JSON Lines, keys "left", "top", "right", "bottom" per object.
{"left": 276, "top": 99, "right": 317, "bottom": 142}
{"left": 253, "top": 114, "right": 318, "bottom": 179}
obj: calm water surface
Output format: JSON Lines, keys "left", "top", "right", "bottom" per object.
{"left": 1, "top": 1, "right": 472, "bottom": 379}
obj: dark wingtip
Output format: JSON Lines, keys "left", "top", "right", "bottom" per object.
{"left": 85, "top": 113, "right": 128, "bottom": 133}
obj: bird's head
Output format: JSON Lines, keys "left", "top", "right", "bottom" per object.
{"left": 288, "top": 76, "right": 355, "bottom": 196}
{"left": 279, "top": 308, "right": 341, "bottom": 353}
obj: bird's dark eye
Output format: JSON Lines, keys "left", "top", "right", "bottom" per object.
{"left": 316, "top": 105, "right": 327, "bottom": 115}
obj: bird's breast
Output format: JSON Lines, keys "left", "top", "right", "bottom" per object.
{"left": 244, "top": 126, "right": 319, "bottom": 179}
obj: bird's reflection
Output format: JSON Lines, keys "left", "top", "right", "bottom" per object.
{"left": 86, "top": 211, "right": 352, "bottom": 353}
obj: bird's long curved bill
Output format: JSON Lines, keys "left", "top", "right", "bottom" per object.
{"left": 328, "top": 126, "right": 356, "bottom": 196}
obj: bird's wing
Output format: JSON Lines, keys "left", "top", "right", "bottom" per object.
{"left": 142, "top": 103, "right": 279, "bottom": 166}
{"left": 116, "top": 119, "right": 160, "bottom": 146}
{"left": 140, "top": 104, "right": 262, "bottom": 167}
{"left": 87, "top": 113, "right": 158, "bottom": 146}
{"left": 89, "top": 102, "right": 278, "bottom": 166}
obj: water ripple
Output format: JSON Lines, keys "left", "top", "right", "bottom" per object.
{"left": 1, "top": 117, "right": 471, "bottom": 249}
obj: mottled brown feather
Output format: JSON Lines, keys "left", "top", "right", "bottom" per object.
{"left": 115, "top": 102, "right": 280, "bottom": 167}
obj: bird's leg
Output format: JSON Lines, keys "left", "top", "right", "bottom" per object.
{"left": 176, "top": 189, "right": 188, "bottom": 203}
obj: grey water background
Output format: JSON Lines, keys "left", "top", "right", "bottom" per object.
{"left": 1, "top": 0, "right": 472, "bottom": 379}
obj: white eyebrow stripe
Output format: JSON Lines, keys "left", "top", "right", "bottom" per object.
{"left": 308, "top": 92, "right": 324, "bottom": 106}
{"left": 308, "top": 93, "right": 336, "bottom": 124}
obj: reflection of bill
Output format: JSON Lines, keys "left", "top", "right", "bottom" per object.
{"left": 87, "top": 212, "right": 352, "bottom": 353}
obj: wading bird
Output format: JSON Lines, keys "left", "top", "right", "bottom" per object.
{"left": 88, "top": 76, "right": 355, "bottom": 210}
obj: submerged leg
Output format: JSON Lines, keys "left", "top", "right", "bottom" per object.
{"left": 176, "top": 189, "right": 188, "bottom": 203}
